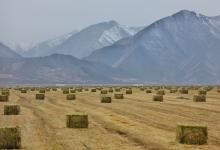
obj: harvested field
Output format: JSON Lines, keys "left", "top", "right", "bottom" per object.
{"left": 0, "top": 86, "right": 219, "bottom": 150}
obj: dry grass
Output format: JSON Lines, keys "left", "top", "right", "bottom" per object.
{"left": 0, "top": 86, "right": 219, "bottom": 150}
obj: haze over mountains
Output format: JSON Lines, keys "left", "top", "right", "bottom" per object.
{"left": 86, "top": 10, "right": 220, "bottom": 83}
{"left": 20, "top": 21, "right": 142, "bottom": 58}
{"left": 1, "top": 10, "right": 220, "bottom": 84}
{"left": 0, "top": 43, "right": 21, "bottom": 59}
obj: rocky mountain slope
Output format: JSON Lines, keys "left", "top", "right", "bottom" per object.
{"left": 86, "top": 10, "right": 220, "bottom": 84}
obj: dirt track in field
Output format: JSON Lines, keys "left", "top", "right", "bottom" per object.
{"left": 0, "top": 88, "right": 220, "bottom": 150}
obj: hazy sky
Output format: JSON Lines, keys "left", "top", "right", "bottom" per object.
{"left": 0, "top": 0, "right": 220, "bottom": 44}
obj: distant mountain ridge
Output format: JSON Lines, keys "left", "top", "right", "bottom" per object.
{"left": 1, "top": 10, "right": 220, "bottom": 84}
{"left": 22, "top": 21, "right": 142, "bottom": 58}
{"left": 0, "top": 42, "right": 21, "bottom": 59}
{"left": 86, "top": 10, "right": 220, "bottom": 83}
{"left": 20, "top": 31, "right": 78, "bottom": 57}
{"left": 0, "top": 53, "right": 134, "bottom": 84}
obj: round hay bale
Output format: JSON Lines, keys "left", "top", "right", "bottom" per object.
{"left": 193, "top": 95, "right": 206, "bottom": 102}
{"left": 114, "top": 93, "right": 124, "bottom": 99}
{"left": 176, "top": 124, "right": 207, "bottom": 145}
{"left": 66, "top": 113, "right": 88, "bottom": 128}
{"left": 36, "top": 94, "right": 45, "bottom": 100}
{"left": 153, "top": 95, "right": 163, "bottom": 102}
{"left": 101, "top": 96, "right": 112, "bottom": 103}
{"left": 4, "top": 105, "right": 20, "bottom": 115}
{"left": 66, "top": 94, "right": 76, "bottom": 100}
{"left": 0, "top": 95, "right": 9, "bottom": 102}
{"left": 0, "top": 127, "right": 21, "bottom": 149}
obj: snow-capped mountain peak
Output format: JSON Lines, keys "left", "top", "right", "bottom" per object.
{"left": 46, "top": 32, "right": 74, "bottom": 48}
{"left": 22, "top": 21, "right": 142, "bottom": 58}
{"left": 98, "top": 23, "right": 140, "bottom": 47}
{"left": 86, "top": 10, "right": 220, "bottom": 83}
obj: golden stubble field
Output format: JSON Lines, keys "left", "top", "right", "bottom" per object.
{"left": 0, "top": 86, "right": 220, "bottom": 150}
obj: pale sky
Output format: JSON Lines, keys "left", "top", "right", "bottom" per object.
{"left": 0, "top": 0, "right": 220, "bottom": 44}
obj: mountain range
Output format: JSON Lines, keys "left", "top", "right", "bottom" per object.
{"left": 1, "top": 10, "right": 220, "bottom": 84}
{"left": 0, "top": 53, "right": 133, "bottom": 84}
{"left": 20, "top": 21, "right": 142, "bottom": 58}
{"left": 86, "top": 10, "right": 220, "bottom": 84}
{"left": 0, "top": 42, "right": 21, "bottom": 59}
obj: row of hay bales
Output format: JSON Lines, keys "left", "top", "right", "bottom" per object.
{"left": 151, "top": 88, "right": 207, "bottom": 102}
{"left": 0, "top": 85, "right": 215, "bottom": 148}
{"left": 0, "top": 89, "right": 21, "bottom": 149}
{"left": 136, "top": 85, "right": 215, "bottom": 92}
{"left": 8, "top": 84, "right": 219, "bottom": 95}
{"left": 0, "top": 90, "right": 89, "bottom": 149}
